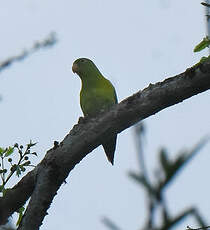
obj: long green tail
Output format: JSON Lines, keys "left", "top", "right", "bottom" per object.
{"left": 102, "top": 135, "right": 117, "bottom": 165}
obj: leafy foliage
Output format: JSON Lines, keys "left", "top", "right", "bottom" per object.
{"left": 103, "top": 123, "right": 208, "bottom": 230}
{"left": 194, "top": 37, "right": 210, "bottom": 52}
{"left": 0, "top": 140, "right": 37, "bottom": 227}
{"left": 0, "top": 140, "right": 37, "bottom": 191}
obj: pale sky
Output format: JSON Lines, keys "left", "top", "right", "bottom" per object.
{"left": 0, "top": 1, "right": 210, "bottom": 229}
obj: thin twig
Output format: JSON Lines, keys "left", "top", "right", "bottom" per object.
{"left": 187, "top": 225, "right": 210, "bottom": 230}
{"left": 201, "top": 2, "right": 210, "bottom": 7}
{"left": 0, "top": 32, "right": 57, "bottom": 73}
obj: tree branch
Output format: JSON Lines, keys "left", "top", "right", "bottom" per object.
{"left": 0, "top": 61, "right": 210, "bottom": 228}
{"left": 0, "top": 32, "right": 57, "bottom": 73}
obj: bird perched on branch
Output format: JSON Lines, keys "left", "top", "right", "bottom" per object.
{"left": 72, "top": 58, "right": 117, "bottom": 165}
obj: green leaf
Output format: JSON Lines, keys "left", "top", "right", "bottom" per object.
{"left": 5, "top": 146, "right": 14, "bottom": 157}
{"left": 17, "top": 206, "right": 25, "bottom": 213}
{"left": 27, "top": 140, "right": 37, "bottom": 149}
{"left": 16, "top": 206, "right": 25, "bottom": 226}
{"left": 194, "top": 37, "right": 210, "bottom": 52}
{"left": 16, "top": 166, "right": 22, "bottom": 177}
{"left": 159, "top": 148, "right": 171, "bottom": 174}
{"left": 2, "top": 188, "right": 9, "bottom": 196}
{"left": 199, "top": 56, "right": 210, "bottom": 63}
{"left": 0, "top": 147, "right": 5, "bottom": 156}
{"left": 160, "top": 137, "right": 209, "bottom": 188}
{"left": 0, "top": 187, "right": 8, "bottom": 197}
{"left": 0, "top": 185, "right": 4, "bottom": 193}
{"left": 19, "top": 165, "right": 26, "bottom": 172}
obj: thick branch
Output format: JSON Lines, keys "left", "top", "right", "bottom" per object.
{"left": 0, "top": 170, "right": 36, "bottom": 225}
{"left": 0, "top": 61, "right": 209, "bottom": 228}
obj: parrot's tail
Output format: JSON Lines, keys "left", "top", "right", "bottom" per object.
{"left": 102, "top": 135, "right": 117, "bottom": 165}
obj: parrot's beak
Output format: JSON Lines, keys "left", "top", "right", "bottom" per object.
{"left": 72, "top": 63, "right": 78, "bottom": 73}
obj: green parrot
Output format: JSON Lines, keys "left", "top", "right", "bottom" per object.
{"left": 72, "top": 58, "right": 117, "bottom": 165}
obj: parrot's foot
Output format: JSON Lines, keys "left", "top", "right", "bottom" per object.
{"left": 53, "top": 141, "right": 59, "bottom": 149}
{"left": 78, "top": 116, "right": 86, "bottom": 123}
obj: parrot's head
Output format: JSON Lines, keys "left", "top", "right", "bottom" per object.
{"left": 72, "top": 58, "right": 100, "bottom": 79}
